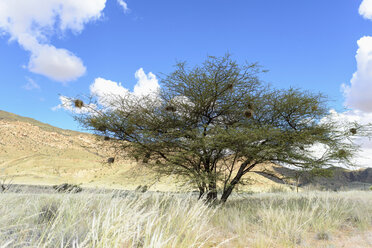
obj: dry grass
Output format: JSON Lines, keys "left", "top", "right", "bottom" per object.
{"left": 0, "top": 191, "right": 371, "bottom": 248}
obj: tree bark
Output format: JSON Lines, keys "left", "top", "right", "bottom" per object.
{"left": 296, "top": 177, "right": 299, "bottom": 193}
{"left": 220, "top": 160, "right": 254, "bottom": 203}
{"left": 198, "top": 186, "right": 205, "bottom": 200}
{"left": 206, "top": 180, "right": 218, "bottom": 203}
{"left": 220, "top": 172, "right": 243, "bottom": 203}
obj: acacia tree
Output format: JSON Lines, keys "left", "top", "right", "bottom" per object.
{"left": 75, "top": 55, "right": 364, "bottom": 203}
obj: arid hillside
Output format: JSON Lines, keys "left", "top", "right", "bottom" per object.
{"left": 0, "top": 110, "right": 284, "bottom": 191}
{"left": 0, "top": 110, "right": 181, "bottom": 190}
{"left": 1, "top": 110, "right": 371, "bottom": 192}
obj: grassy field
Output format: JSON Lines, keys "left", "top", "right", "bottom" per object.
{"left": 0, "top": 190, "right": 371, "bottom": 248}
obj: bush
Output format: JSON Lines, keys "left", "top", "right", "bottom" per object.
{"left": 53, "top": 183, "right": 82, "bottom": 193}
{"left": 316, "top": 231, "right": 330, "bottom": 241}
{"left": 0, "top": 177, "right": 13, "bottom": 193}
{"left": 135, "top": 185, "right": 148, "bottom": 193}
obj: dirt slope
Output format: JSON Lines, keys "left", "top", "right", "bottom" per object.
{"left": 1, "top": 110, "right": 370, "bottom": 192}
{"left": 0, "top": 110, "right": 282, "bottom": 192}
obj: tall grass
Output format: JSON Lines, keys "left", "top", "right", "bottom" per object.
{"left": 215, "top": 191, "right": 372, "bottom": 247}
{"left": 0, "top": 191, "right": 371, "bottom": 247}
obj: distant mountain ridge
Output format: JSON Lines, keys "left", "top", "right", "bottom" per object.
{"left": 0, "top": 109, "right": 371, "bottom": 191}
{"left": 257, "top": 162, "right": 372, "bottom": 190}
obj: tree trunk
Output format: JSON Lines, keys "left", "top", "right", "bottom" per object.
{"left": 296, "top": 177, "right": 299, "bottom": 193}
{"left": 220, "top": 185, "right": 234, "bottom": 203}
{"left": 220, "top": 159, "right": 257, "bottom": 203}
{"left": 198, "top": 186, "right": 205, "bottom": 200}
{"left": 206, "top": 181, "right": 218, "bottom": 203}
{"left": 220, "top": 170, "right": 245, "bottom": 203}
{"left": 295, "top": 174, "right": 301, "bottom": 193}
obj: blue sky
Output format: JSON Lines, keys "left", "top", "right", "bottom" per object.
{"left": 0, "top": 0, "right": 371, "bottom": 132}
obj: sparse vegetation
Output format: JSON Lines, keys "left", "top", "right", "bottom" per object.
{"left": 0, "top": 191, "right": 371, "bottom": 247}
{"left": 0, "top": 176, "right": 13, "bottom": 193}
{"left": 135, "top": 185, "right": 148, "bottom": 193}
{"left": 53, "top": 183, "right": 82, "bottom": 193}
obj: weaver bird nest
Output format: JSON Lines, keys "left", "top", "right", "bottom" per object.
{"left": 74, "top": 99, "right": 84, "bottom": 109}
{"left": 350, "top": 128, "right": 357, "bottom": 135}
{"left": 244, "top": 109, "right": 254, "bottom": 119}
{"left": 311, "top": 105, "right": 318, "bottom": 111}
{"left": 165, "top": 105, "right": 177, "bottom": 112}
{"left": 338, "top": 149, "right": 347, "bottom": 158}
{"left": 226, "top": 83, "right": 234, "bottom": 91}
{"left": 97, "top": 125, "right": 107, "bottom": 132}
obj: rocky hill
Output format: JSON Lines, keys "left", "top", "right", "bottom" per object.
{"left": 305, "top": 167, "right": 372, "bottom": 190}
{"left": 1, "top": 110, "right": 371, "bottom": 192}
{"left": 0, "top": 110, "right": 172, "bottom": 190}
{"left": 0, "top": 110, "right": 281, "bottom": 191}
{"left": 260, "top": 165, "right": 372, "bottom": 191}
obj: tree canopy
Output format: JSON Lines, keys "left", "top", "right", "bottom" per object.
{"left": 74, "top": 55, "right": 366, "bottom": 203}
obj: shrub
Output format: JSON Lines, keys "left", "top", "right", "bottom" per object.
{"left": 0, "top": 177, "right": 13, "bottom": 193}
{"left": 53, "top": 183, "right": 82, "bottom": 193}
{"left": 135, "top": 185, "right": 148, "bottom": 193}
{"left": 316, "top": 231, "right": 330, "bottom": 241}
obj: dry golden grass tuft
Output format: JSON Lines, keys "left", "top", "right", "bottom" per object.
{"left": 0, "top": 191, "right": 371, "bottom": 247}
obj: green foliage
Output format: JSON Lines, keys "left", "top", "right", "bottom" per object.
{"left": 309, "top": 168, "right": 333, "bottom": 178}
{"left": 75, "top": 54, "right": 366, "bottom": 202}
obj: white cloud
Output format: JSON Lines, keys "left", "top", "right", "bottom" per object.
{"left": 90, "top": 77, "right": 130, "bottom": 107}
{"left": 22, "top": 77, "right": 40, "bottom": 90}
{"left": 338, "top": 0, "right": 372, "bottom": 168}
{"left": 52, "top": 95, "right": 96, "bottom": 114}
{"left": 28, "top": 44, "right": 86, "bottom": 82}
{"left": 359, "top": 0, "right": 372, "bottom": 20}
{"left": 343, "top": 36, "right": 372, "bottom": 112}
{"left": 55, "top": 68, "right": 160, "bottom": 112}
{"left": 117, "top": 0, "right": 130, "bottom": 13}
{"left": 323, "top": 109, "right": 372, "bottom": 168}
{"left": 89, "top": 68, "right": 159, "bottom": 107}
{"left": 172, "top": 96, "right": 195, "bottom": 106}
{"left": 0, "top": 0, "right": 107, "bottom": 82}
{"left": 133, "top": 68, "right": 160, "bottom": 97}
{"left": 342, "top": 0, "right": 372, "bottom": 112}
